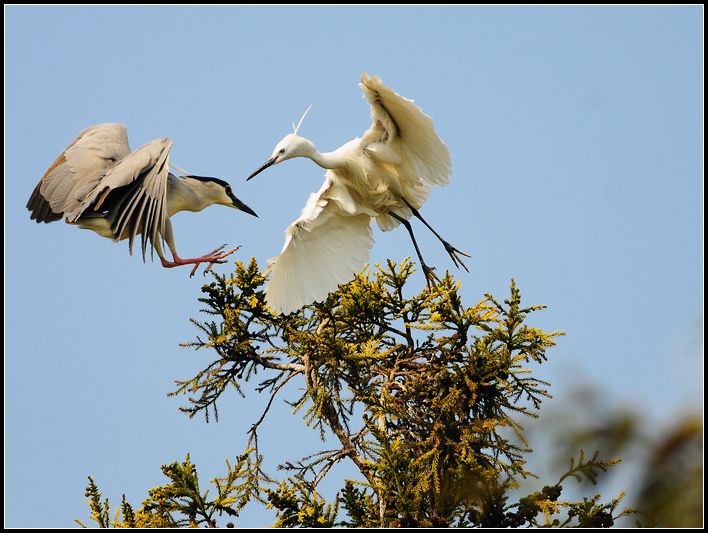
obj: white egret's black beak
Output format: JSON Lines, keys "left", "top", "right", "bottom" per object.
{"left": 230, "top": 194, "right": 258, "bottom": 217}
{"left": 246, "top": 157, "right": 277, "bottom": 181}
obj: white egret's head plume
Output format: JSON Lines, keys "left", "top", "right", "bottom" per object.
{"left": 247, "top": 105, "right": 317, "bottom": 181}
{"left": 292, "top": 104, "right": 313, "bottom": 135}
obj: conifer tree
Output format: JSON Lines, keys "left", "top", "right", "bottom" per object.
{"left": 79, "top": 259, "right": 635, "bottom": 528}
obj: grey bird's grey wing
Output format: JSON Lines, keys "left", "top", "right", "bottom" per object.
{"left": 70, "top": 137, "right": 172, "bottom": 260}
{"left": 27, "top": 123, "right": 131, "bottom": 223}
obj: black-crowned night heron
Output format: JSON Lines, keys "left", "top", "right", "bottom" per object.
{"left": 27, "top": 123, "right": 257, "bottom": 276}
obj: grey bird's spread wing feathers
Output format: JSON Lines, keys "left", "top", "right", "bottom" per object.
{"left": 69, "top": 137, "right": 172, "bottom": 260}
{"left": 27, "top": 123, "right": 131, "bottom": 223}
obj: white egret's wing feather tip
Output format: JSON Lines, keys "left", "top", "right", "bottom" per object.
{"left": 265, "top": 183, "right": 374, "bottom": 315}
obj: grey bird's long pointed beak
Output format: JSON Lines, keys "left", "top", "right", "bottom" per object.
{"left": 246, "top": 157, "right": 277, "bottom": 181}
{"left": 231, "top": 196, "right": 258, "bottom": 217}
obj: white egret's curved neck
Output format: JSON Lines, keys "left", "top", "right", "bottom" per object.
{"left": 309, "top": 148, "right": 341, "bottom": 170}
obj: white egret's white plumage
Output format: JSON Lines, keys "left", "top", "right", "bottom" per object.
{"left": 247, "top": 74, "right": 468, "bottom": 314}
{"left": 28, "top": 123, "right": 257, "bottom": 275}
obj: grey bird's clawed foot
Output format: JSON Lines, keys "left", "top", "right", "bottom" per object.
{"left": 205, "top": 244, "right": 228, "bottom": 256}
{"left": 202, "top": 258, "right": 229, "bottom": 277}
{"left": 209, "top": 245, "right": 240, "bottom": 263}
{"left": 184, "top": 245, "right": 242, "bottom": 277}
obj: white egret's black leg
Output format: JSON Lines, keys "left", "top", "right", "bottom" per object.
{"left": 402, "top": 198, "right": 470, "bottom": 272}
{"left": 390, "top": 211, "right": 439, "bottom": 286}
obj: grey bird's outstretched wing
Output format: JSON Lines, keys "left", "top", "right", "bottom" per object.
{"left": 27, "top": 123, "right": 131, "bottom": 223}
{"left": 28, "top": 123, "right": 173, "bottom": 260}
{"left": 68, "top": 137, "right": 172, "bottom": 260}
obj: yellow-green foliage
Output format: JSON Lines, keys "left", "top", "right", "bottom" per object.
{"left": 80, "top": 259, "right": 637, "bottom": 527}
{"left": 266, "top": 481, "right": 338, "bottom": 528}
{"left": 78, "top": 452, "right": 264, "bottom": 528}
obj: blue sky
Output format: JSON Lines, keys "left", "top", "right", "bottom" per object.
{"left": 5, "top": 6, "right": 702, "bottom": 527}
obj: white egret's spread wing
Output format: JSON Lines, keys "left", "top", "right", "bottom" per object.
{"left": 70, "top": 137, "right": 172, "bottom": 259}
{"left": 266, "top": 177, "right": 374, "bottom": 315}
{"left": 27, "top": 123, "right": 131, "bottom": 223}
{"left": 359, "top": 73, "right": 452, "bottom": 192}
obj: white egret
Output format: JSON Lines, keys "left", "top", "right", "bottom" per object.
{"left": 247, "top": 74, "right": 468, "bottom": 314}
{"left": 27, "top": 123, "right": 257, "bottom": 276}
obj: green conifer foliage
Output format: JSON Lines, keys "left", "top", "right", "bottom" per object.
{"left": 80, "top": 259, "right": 636, "bottom": 527}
